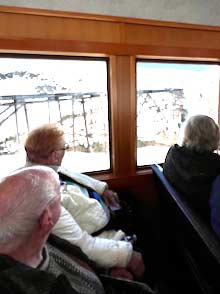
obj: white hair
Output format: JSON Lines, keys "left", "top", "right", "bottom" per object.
{"left": 182, "top": 115, "right": 220, "bottom": 153}
{"left": 0, "top": 166, "right": 59, "bottom": 244}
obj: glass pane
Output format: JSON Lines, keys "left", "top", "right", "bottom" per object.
{"left": 136, "top": 61, "right": 220, "bottom": 166}
{"left": 0, "top": 57, "right": 110, "bottom": 177}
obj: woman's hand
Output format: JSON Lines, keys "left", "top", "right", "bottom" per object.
{"left": 102, "top": 189, "right": 120, "bottom": 209}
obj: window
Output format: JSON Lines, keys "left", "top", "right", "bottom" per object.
{"left": 0, "top": 56, "right": 110, "bottom": 177}
{"left": 136, "top": 61, "right": 220, "bottom": 166}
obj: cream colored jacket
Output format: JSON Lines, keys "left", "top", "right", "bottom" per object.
{"left": 25, "top": 162, "right": 132, "bottom": 268}
{"left": 53, "top": 206, "right": 133, "bottom": 268}
{"left": 53, "top": 166, "right": 132, "bottom": 268}
{"left": 59, "top": 167, "right": 110, "bottom": 234}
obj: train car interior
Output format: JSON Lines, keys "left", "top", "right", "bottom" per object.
{"left": 0, "top": 2, "right": 220, "bottom": 293}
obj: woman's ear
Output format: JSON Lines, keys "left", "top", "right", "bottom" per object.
{"left": 50, "top": 150, "right": 60, "bottom": 165}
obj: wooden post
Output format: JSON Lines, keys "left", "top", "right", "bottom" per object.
{"left": 72, "top": 95, "right": 76, "bottom": 151}
{"left": 57, "top": 96, "right": 63, "bottom": 125}
{"left": 14, "top": 98, "right": 20, "bottom": 144}
{"left": 23, "top": 101, "right": 29, "bottom": 131}
{"left": 81, "top": 96, "right": 91, "bottom": 152}
{"left": 47, "top": 97, "right": 51, "bottom": 123}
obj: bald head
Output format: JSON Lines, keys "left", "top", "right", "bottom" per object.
{"left": 0, "top": 166, "right": 60, "bottom": 245}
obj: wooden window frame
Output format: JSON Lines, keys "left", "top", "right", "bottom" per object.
{"left": 135, "top": 58, "right": 220, "bottom": 168}
{"left": 0, "top": 5, "right": 220, "bottom": 188}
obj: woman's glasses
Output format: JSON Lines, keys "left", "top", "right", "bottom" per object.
{"left": 56, "top": 143, "right": 70, "bottom": 151}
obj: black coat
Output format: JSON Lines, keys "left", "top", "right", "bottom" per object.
{"left": 0, "top": 254, "right": 77, "bottom": 294}
{"left": 163, "top": 144, "right": 220, "bottom": 220}
{"left": 0, "top": 235, "right": 100, "bottom": 294}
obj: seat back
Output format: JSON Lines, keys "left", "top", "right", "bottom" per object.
{"left": 151, "top": 164, "right": 220, "bottom": 294}
{"left": 209, "top": 175, "right": 220, "bottom": 239}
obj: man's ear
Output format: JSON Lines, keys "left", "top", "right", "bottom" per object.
{"left": 39, "top": 207, "right": 54, "bottom": 234}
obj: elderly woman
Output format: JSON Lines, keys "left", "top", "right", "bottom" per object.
{"left": 163, "top": 114, "right": 220, "bottom": 220}
{"left": 24, "top": 123, "right": 145, "bottom": 279}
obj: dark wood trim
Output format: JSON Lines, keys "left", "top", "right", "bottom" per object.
{"left": 1, "top": 5, "right": 220, "bottom": 31}
{"left": 0, "top": 39, "right": 220, "bottom": 60}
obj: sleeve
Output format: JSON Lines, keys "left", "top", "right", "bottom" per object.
{"left": 59, "top": 167, "right": 108, "bottom": 195}
{"left": 52, "top": 207, "right": 133, "bottom": 268}
{"left": 209, "top": 175, "right": 220, "bottom": 238}
{"left": 75, "top": 172, "right": 108, "bottom": 195}
{"left": 61, "top": 186, "right": 109, "bottom": 234}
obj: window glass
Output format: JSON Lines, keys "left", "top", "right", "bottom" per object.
{"left": 0, "top": 56, "right": 110, "bottom": 176}
{"left": 136, "top": 61, "right": 220, "bottom": 166}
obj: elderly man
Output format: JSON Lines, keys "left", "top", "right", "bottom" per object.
{"left": 24, "top": 124, "right": 145, "bottom": 279}
{"left": 0, "top": 166, "right": 104, "bottom": 294}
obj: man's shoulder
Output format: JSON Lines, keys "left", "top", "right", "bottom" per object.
{"left": 0, "top": 253, "right": 78, "bottom": 294}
